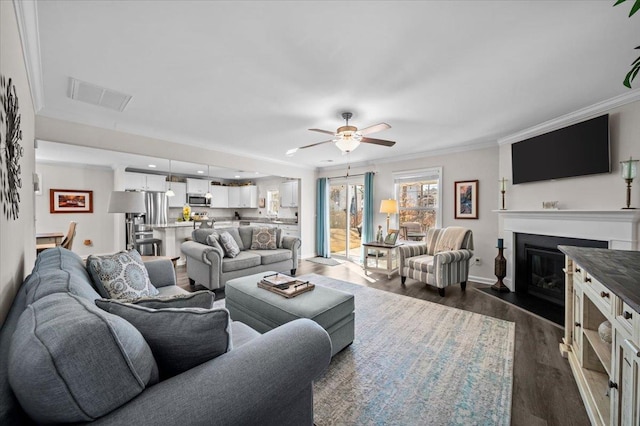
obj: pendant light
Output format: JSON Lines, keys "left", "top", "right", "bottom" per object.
{"left": 205, "top": 165, "right": 212, "bottom": 199}
{"left": 165, "top": 159, "right": 175, "bottom": 197}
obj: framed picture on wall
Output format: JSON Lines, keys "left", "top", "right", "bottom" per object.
{"left": 50, "top": 189, "right": 93, "bottom": 214}
{"left": 454, "top": 180, "right": 478, "bottom": 219}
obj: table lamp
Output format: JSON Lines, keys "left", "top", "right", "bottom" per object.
{"left": 379, "top": 199, "right": 398, "bottom": 233}
{"left": 108, "top": 191, "right": 146, "bottom": 250}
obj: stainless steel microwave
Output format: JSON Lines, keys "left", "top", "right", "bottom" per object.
{"left": 187, "top": 194, "right": 210, "bottom": 206}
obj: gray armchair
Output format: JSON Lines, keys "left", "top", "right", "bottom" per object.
{"left": 398, "top": 227, "right": 473, "bottom": 296}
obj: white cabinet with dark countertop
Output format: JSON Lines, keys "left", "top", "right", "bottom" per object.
{"left": 559, "top": 246, "right": 640, "bottom": 426}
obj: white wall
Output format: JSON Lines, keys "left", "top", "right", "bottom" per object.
{"left": 319, "top": 145, "right": 500, "bottom": 283}
{"left": 35, "top": 163, "right": 116, "bottom": 256}
{"left": 0, "top": 0, "right": 36, "bottom": 325}
{"left": 498, "top": 100, "right": 640, "bottom": 211}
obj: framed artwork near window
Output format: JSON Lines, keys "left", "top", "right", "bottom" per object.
{"left": 50, "top": 189, "right": 93, "bottom": 213}
{"left": 454, "top": 180, "right": 478, "bottom": 219}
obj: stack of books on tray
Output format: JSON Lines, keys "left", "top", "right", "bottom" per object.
{"left": 258, "top": 273, "right": 315, "bottom": 298}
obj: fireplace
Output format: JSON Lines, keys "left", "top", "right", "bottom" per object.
{"left": 514, "top": 233, "right": 607, "bottom": 307}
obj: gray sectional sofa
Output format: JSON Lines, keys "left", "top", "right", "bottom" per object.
{"left": 0, "top": 248, "right": 331, "bottom": 425}
{"left": 181, "top": 226, "right": 301, "bottom": 290}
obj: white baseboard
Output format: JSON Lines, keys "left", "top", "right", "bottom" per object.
{"left": 469, "top": 275, "right": 495, "bottom": 285}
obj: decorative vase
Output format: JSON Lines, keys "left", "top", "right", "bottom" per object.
{"left": 182, "top": 204, "right": 191, "bottom": 221}
{"left": 598, "top": 320, "right": 612, "bottom": 344}
{"left": 491, "top": 246, "right": 509, "bottom": 293}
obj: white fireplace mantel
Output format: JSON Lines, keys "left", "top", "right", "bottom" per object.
{"left": 496, "top": 210, "right": 640, "bottom": 290}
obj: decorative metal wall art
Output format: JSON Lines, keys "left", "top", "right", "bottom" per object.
{"left": 0, "top": 76, "right": 24, "bottom": 220}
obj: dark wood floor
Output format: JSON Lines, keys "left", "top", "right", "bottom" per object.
{"left": 176, "top": 260, "right": 590, "bottom": 426}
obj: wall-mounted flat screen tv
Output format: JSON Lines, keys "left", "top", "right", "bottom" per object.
{"left": 511, "top": 114, "right": 610, "bottom": 184}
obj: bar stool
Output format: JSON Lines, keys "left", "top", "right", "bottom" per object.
{"left": 135, "top": 238, "right": 162, "bottom": 256}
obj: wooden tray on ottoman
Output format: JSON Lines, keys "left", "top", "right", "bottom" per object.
{"left": 257, "top": 279, "right": 315, "bottom": 298}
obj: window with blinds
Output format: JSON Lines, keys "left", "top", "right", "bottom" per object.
{"left": 393, "top": 167, "right": 442, "bottom": 230}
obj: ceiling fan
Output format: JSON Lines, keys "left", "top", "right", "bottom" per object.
{"left": 286, "top": 112, "right": 396, "bottom": 156}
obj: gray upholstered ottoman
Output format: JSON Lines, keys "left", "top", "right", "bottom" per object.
{"left": 225, "top": 271, "right": 355, "bottom": 357}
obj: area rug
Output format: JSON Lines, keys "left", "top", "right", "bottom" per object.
{"left": 306, "top": 257, "right": 342, "bottom": 266}
{"left": 301, "top": 274, "right": 515, "bottom": 426}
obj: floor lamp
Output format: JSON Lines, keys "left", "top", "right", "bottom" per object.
{"left": 379, "top": 199, "right": 398, "bottom": 233}
{"left": 108, "top": 191, "right": 146, "bottom": 250}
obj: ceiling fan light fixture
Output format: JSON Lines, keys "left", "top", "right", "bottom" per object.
{"left": 335, "top": 137, "right": 361, "bottom": 153}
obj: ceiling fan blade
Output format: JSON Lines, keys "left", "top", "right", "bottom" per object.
{"left": 358, "top": 123, "right": 391, "bottom": 135}
{"left": 309, "top": 128, "right": 336, "bottom": 135}
{"left": 361, "top": 137, "right": 396, "bottom": 147}
{"left": 298, "top": 139, "right": 334, "bottom": 150}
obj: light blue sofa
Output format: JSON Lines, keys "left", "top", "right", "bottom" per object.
{"left": 181, "top": 226, "right": 301, "bottom": 290}
{"left": 0, "top": 248, "right": 331, "bottom": 425}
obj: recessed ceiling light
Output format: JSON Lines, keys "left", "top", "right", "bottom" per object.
{"left": 235, "top": 175, "right": 240, "bottom": 178}
{"left": 148, "top": 164, "right": 156, "bottom": 168}
{"left": 197, "top": 170, "right": 204, "bottom": 174}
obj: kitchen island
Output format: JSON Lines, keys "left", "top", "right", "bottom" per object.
{"left": 152, "top": 222, "right": 195, "bottom": 264}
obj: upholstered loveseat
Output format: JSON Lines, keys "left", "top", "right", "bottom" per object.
{"left": 398, "top": 227, "right": 474, "bottom": 297}
{"left": 0, "top": 248, "right": 330, "bottom": 425}
{"left": 181, "top": 226, "right": 301, "bottom": 290}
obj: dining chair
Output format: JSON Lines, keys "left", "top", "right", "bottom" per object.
{"left": 60, "top": 221, "right": 77, "bottom": 250}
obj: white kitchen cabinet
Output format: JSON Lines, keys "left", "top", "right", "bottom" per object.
{"left": 125, "top": 172, "right": 167, "bottom": 191}
{"left": 240, "top": 185, "right": 258, "bottom": 208}
{"left": 186, "top": 178, "right": 210, "bottom": 195}
{"left": 228, "top": 185, "right": 257, "bottom": 208}
{"left": 279, "top": 180, "right": 298, "bottom": 208}
{"left": 209, "top": 185, "right": 229, "bottom": 208}
{"left": 166, "top": 181, "right": 187, "bottom": 208}
{"left": 228, "top": 187, "right": 240, "bottom": 207}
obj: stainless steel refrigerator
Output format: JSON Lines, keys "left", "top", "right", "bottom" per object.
{"left": 133, "top": 191, "right": 168, "bottom": 255}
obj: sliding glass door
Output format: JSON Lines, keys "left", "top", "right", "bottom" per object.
{"left": 329, "top": 178, "right": 364, "bottom": 262}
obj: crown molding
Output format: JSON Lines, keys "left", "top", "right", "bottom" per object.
{"left": 498, "top": 89, "right": 640, "bottom": 145}
{"left": 13, "top": 0, "right": 45, "bottom": 112}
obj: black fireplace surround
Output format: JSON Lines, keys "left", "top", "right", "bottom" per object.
{"left": 514, "top": 233, "right": 607, "bottom": 307}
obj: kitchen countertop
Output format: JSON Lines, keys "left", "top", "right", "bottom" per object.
{"left": 559, "top": 245, "right": 640, "bottom": 313}
{"left": 152, "top": 222, "right": 197, "bottom": 229}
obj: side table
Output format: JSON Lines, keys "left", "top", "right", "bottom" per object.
{"left": 362, "top": 242, "right": 403, "bottom": 278}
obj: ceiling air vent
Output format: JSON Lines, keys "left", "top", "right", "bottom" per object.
{"left": 68, "top": 77, "right": 132, "bottom": 112}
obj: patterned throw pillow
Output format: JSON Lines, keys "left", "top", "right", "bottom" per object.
{"left": 250, "top": 227, "right": 277, "bottom": 250}
{"left": 87, "top": 250, "right": 159, "bottom": 299}
{"left": 219, "top": 231, "right": 241, "bottom": 258}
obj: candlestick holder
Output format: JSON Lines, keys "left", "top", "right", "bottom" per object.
{"left": 499, "top": 178, "right": 508, "bottom": 210}
{"left": 621, "top": 156, "right": 638, "bottom": 209}
{"left": 491, "top": 245, "right": 509, "bottom": 293}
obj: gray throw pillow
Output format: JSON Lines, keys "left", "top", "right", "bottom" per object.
{"left": 87, "top": 250, "right": 159, "bottom": 299}
{"left": 205, "top": 233, "right": 223, "bottom": 252}
{"left": 103, "top": 290, "right": 215, "bottom": 310}
{"left": 219, "top": 231, "right": 241, "bottom": 258}
{"left": 8, "top": 293, "right": 158, "bottom": 424}
{"left": 95, "top": 299, "right": 232, "bottom": 379}
{"left": 250, "top": 227, "right": 278, "bottom": 250}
